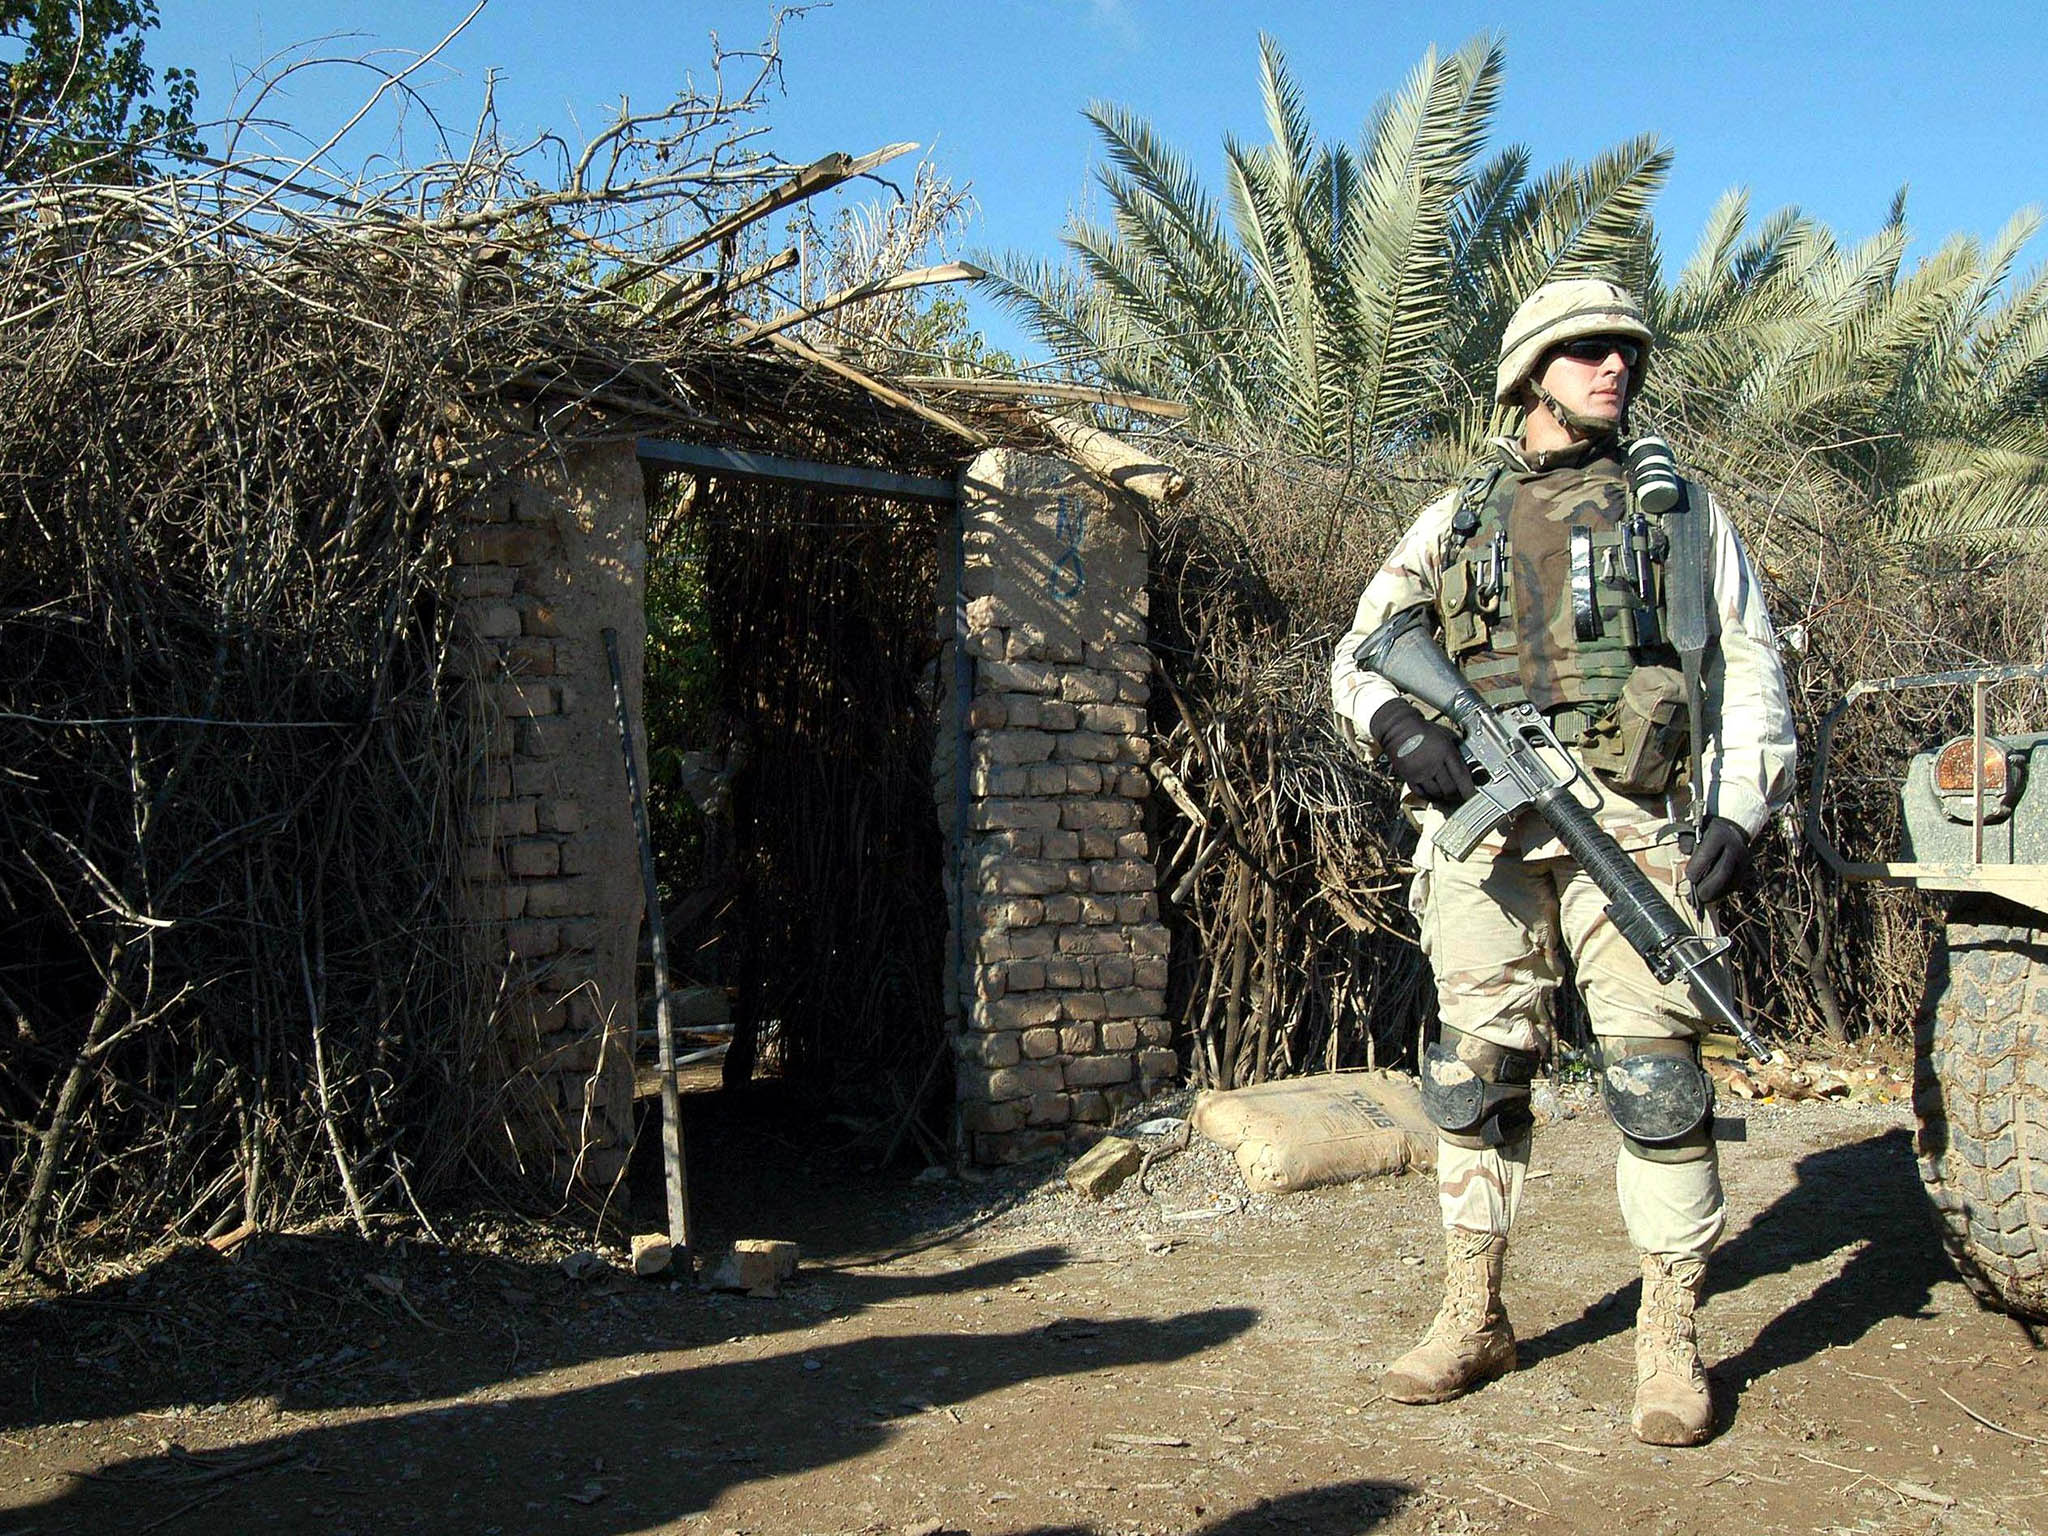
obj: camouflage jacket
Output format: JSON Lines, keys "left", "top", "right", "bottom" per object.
{"left": 1331, "top": 438, "right": 1796, "bottom": 855}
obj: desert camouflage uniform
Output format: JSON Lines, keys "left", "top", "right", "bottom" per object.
{"left": 1331, "top": 436, "right": 1795, "bottom": 1263}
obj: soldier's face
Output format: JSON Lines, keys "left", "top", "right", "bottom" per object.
{"left": 1535, "top": 337, "right": 1632, "bottom": 424}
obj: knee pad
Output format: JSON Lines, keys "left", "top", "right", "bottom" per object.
{"left": 1600, "top": 1036, "right": 1713, "bottom": 1163}
{"left": 1422, "top": 1026, "right": 1540, "bottom": 1150}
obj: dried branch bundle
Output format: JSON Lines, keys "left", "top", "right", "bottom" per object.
{"left": 0, "top": 23, "right": 997, "bottom": 1274}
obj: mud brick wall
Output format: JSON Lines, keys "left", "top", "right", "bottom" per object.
{"left": 944, "top": 449, "right": 1177, "bottom": 1163}
{"left": 450, "top": 441, "right": 646, "bottom": 1194}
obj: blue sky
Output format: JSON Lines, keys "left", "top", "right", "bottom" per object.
{"left": 156, "top": 1, "right": 2047, "bottom": 355}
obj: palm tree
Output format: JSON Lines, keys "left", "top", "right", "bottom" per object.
{"left": 988, "top": 36, "right": 2048, "bottom": 545}
{"left": 983, "top": 34, "right": 1667, "bottom": 463}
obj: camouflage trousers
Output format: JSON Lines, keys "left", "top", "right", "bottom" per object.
{"left": 1413, "top": 817, "right": 1726, "bottom": 1264}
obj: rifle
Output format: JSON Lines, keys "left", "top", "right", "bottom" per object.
{"left": 1357, "top": 605, "right": 1771, "bottom": 1062}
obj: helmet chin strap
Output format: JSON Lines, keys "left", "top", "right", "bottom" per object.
{"left": 1529, "top": 379, "right": 1627, "bottom": 440}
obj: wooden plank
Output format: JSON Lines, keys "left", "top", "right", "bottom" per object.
{"left": 896, "top": 375, "right": 1190, "bottom": 420}
{"left": 636, "top": 437, "right": 957, "bottom": 504}
{"left": 765, "top": 332, "right": 988, "bottom": 446}
{"left": 737, "top": 262, "right": 986, "bottom": 342}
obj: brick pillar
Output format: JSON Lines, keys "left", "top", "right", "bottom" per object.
{"left": 941, "top": 450, "right": 1176, "bottom": 1164}
{"left": 451, "top": 440, "right": 647, "bottom": 1193}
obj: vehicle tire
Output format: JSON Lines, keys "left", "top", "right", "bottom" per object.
{"left": 1913, "top": 896, "right": 2048, "bottom": 1320}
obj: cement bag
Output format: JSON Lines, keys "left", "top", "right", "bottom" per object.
{"left": 1192, "top": 1071, "right": 1436, "bottom": 1194}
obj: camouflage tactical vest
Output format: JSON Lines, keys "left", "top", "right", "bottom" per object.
{"left": 1434, "top": 446, "right": 1683, "bottom": 741}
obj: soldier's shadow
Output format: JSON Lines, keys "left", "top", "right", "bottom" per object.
{"left": 1517, "top": 1129, "right": 1953, "bottom": 1402}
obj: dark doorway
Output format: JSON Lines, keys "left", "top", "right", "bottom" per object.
{"left": 639, "top": 456, "right": 955, "bottom": 1166}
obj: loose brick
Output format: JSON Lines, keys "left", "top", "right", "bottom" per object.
{"left": 1065, "top": 1134, "right": 1141, "bottom": 1197}
{"left": 1066, "top": 1054, "right": 1135, "bottom": 1088}
{"left": 1020, "top": 1026, "right": 1061, "bottom": 1060}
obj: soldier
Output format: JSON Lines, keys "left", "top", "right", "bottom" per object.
{"left": 1331, "top": 278, "right": 1795, "bottom": 1445}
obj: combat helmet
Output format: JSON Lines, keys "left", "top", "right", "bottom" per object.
{"left": 1494, "top": 277, "right": 1652, "bottom": 430}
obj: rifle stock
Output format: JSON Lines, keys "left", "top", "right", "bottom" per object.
{"left": 1356, "top": 607, "right": 1771, "bottom": 1061}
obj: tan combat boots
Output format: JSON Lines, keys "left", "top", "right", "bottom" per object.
{"left": 1383, "top": 1226, "right": 1516, "bottom": 1403}
{"left": 1634, "top": 1252, "right": 1713, "bottom": 1445}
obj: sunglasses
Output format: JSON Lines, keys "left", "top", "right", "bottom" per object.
{"left": 1554, "top": 335, "right": 1641, "bottom": 368}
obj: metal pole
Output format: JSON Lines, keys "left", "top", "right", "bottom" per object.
{"left": 602, "top": 627, "right": 691, "bottom": 1265}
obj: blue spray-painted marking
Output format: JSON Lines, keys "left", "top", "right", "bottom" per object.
{"left": 1050, "top": 494, "right": 1086, "bottom": 599}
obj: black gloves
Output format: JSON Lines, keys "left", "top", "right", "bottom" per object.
{"left": 1369, "top": 699, "right": 1475, "bottom": 809}
{"left": 1685, "top": 816, "right": 1751, "bottom": 905}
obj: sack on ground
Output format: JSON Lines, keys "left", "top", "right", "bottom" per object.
{"left": 1191, "top": 1071, "right": 1436, "bottom": 1194}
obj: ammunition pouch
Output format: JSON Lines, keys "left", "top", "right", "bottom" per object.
{"left": 1600, "top": 1036, "right": 1713, "bottom": 1163}
{"left": 1579, "top": 665, "right": 1691, "bottom": 795}
{"left": 1422, "top": 1027, "right": 1540, "bottom": 1150}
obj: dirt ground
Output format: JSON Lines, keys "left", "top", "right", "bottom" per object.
{"left": 3, "top": 1076, "right": 2044, "bottom": 1536}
